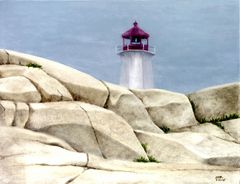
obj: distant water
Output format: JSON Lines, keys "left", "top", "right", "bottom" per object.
{"left": 0, "top": 0, "right": 238, "bottom": 93}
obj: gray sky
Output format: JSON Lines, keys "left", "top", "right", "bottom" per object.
{"left": 0, "top": 0, "right": 239, "bottom": 93}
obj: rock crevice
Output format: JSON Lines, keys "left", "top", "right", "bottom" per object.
{"left": 0, "top": 50, "right": 239, "bottom": 184}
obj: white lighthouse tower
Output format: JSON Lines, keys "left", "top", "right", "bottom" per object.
{"left": 117, "top": 21, "right": 155, "bottom": 89}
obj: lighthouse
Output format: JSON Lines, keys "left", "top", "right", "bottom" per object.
{"left": 117, "top": 21, "right": 155, "bottom": 89}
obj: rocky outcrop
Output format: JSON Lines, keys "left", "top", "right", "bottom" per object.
{"left": 135, "top": 130, "right": 240, "bottom": 166}
{"left": 0, "top": 65, "right": 73, "bottom": 102}
{"left": 1, "top": 127, "right": 239, "bottom": 184}
{"left": 25, "top": 101, "right": 147, "bottom": 160}
{"left": 79, "top": 102, "right": 148, "bottom": 160}
{"left": 175, "top": 123, "right": 236, "bottom": 142}
{"left": 0, "top": 127, "right": 87, "bottom": 175}
{"left": 135, "top": 130, "right": 202, "bottom": 164}
{"left": 132, "top": 89, "right": 198, "bottom": 130}
{"left": 0, "top": 76, "right": 41, "bottom": 102}
{"left": 25, "top": 102, "right": 102, "bottom": 156}
{"left": 0, "top": 50, "right": 239, "bottom": 183}
{"left": 188, "top": 82, "right": 240, "bottom": 121}
{"left": 4, "top": 50, "right": 108, "bottom": 106}
{"left": 105, "top": 82, "right": 162, "bottom": 134}
{"left": 221, "top": 119, "right": 240, "bottom": 143}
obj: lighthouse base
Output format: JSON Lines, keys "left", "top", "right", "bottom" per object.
{"left": 119, "top": 51, "right": 154, "bottom": 89}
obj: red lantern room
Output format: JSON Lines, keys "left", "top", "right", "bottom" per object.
{"left": 121, "top": 21, "right": 150, "bottom": 51}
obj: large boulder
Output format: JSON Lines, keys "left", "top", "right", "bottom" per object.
{"left": 25, "top": 101, "right": 147, "bottom": 161}
{"left": 0, "top": 127, "right": 88, "bottom": 184}
{"left": 0, "top": 100, "right": 15, "bottom": 126}
{"left": 5, "top": 50, "right": 108, "bottom": 107}
{"left": 1, "top": 50, "right": 240, "bottom": 183}
{"left": 0, "top": 65, "right": 72, "bottom": 102}
{"left": 25, "top": 102, "right": 102, "bottom": 156}
{"left": 221, "top": 119, "right": 240, "bottom": 143}
{"left": 0, "top": 76, "right": 41, "bottom": 102}
{"left": 105, "top": 82, "right": 162, "bottom": 134}
{"left": 79, "top": 102, "right": 148, "bottom": 160}
{"left": 188, "top": 82, "right": 240, "bottom": 121}
{"left": 175, "top": 123, "right": 236, "bottom": 142}
{"left": 132, "top": 89, "right": 198, "bottom": 130}
{"left": 135, "top": 130, "right": 240, "bottom": 166}
{"left": 135, "top": 130, "right": 202, "bottom": 164}
{"left": 0, "top": 127, "right": 86, "bottom": 161}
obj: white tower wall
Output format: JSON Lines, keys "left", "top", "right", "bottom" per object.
{"left": 119, "top": 51, "right": 154, "bottom": 89}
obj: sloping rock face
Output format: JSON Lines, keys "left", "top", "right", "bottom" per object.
{"left": 135, "top": 130, "right": 240, "bottom": 166}
{"left": 3, "top": 50, "right": 108, "bottom": 106}
{"left": 135, "top": 130, "right": 202, "bottom": 164}
{"left": 221, "top": 119, "right": 240, "bottom": 143}
{"left": 79, "top": 102, "right": 148, "bottom": 160}
{"left": 0, "top": 50, "right": 239, "bottom": 183}
{"left": 1, "top": 128, "right": 239, "bottom": 184}
{"left": 105, "top": 82, "right": 162, "bottom": 134}
{"left": 25, "top": 102, "right": 101, "bottom": 156}
{"left": 132, "top": 89, "right": 198, "bottom": 130}
{"left": 175, "top": 123, "right": 236, "bottom": 142}
{"left": 188, "top": 82, "right": 240, "bottom": 121}
{"left": 0, "top": 65, "right": 73, "bottom": 102}
{"left": 0, "top": 76, "right": 41, "bottom": 102}
{"left": 25, "top": 101, "right": 147, "bottom": 160}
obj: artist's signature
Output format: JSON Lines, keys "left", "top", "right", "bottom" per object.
{"left": 215, "top": 176, "right": 225, "bottom": 182}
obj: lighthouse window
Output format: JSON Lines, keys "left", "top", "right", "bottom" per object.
{"left": 132, "top": 37, "right": 140, "bottom": 44}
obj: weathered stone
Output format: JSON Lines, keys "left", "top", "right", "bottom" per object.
{"left": 221, "top": 119, "right": 240, "bottom": 143}
{"left": 0, "top": 76, "right": 41, "bottom": 102}
{"left": 135, "top": 130, "right": 240, "bottom": 166}
{"left": 0, "top": 100, "right": 15, "bottom": 126}
{"left": 132, "top": 89, "right": 198, "bottom": 130}
{"left": 0, "top": 65, "right": 72, "bottom": 102}
{"left": 70, "top": 168, "right": 240, "bottom": 184}
{"left": 0, "top": 165, "right": 84, "bottom": 184}
{"left": 87, "top": 153, "right": 239, "bottom": 172}
{"left": 166, "top": 132, "right": 240, "bottom": 159}
{"left": 0, "top": 126, "right": 75, "bottom": 152}
{"left": 6, "top": 50, "right": 108, "bottom": 106}
{"left": 0, "top": 127, "right": 87, "bottom": 170}
{"left": 1, "top": 50, "right": 240, "bottom": 184}
{"left": 175, "top": 123, "right": 235, "bottom": 142}
{"left": 105, "top": 82, "right": 162, "bottom": 134}
{"left": 135, "top": 130, "right": 202, "bottom": 164}
{"left": 188, "top": 82, "right": 240, "bottom": 121}
{"left": 26, "top": 102, "right": 102, "bottom": 156}
{"left": 25, "top": 101, "right": 148, "bottom": 160}
{"left": 0, "top": 49, "right": 8, "bottom": 64}
{"left": 2, "top": 161, "right": 239, "bottom": 184}
{"left": 206, "top": 156, "right": 240, "bottom": 168}
{"left": 0, "top": 64, "right": 25, "bottom": 76}
{"left": 79, "top": 102, "right": 148, "bottom": 160}
{"left": 13, "top": 102, "right": 29, "bottom": 128}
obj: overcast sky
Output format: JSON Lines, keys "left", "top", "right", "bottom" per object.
{"left": 0, "top": 0, "right": 239, "bottom": 93}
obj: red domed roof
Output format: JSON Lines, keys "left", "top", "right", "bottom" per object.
{"left": 122, "top": 21, "right": 149, "bottom": 39}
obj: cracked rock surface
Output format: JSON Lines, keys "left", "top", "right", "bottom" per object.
{"left": 0, "top": 50, "right": 239, "bottom": 184}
